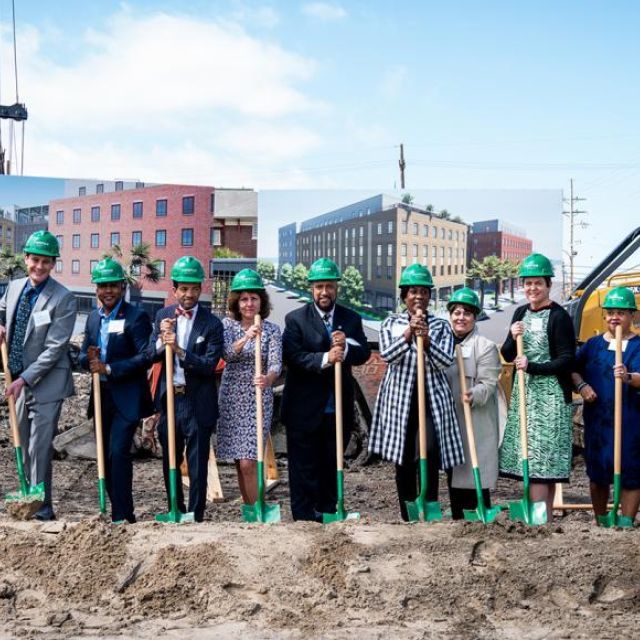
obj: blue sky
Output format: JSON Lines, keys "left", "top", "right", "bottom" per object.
{"left": 0, "top": 1, "right": 639, "bottom": 278}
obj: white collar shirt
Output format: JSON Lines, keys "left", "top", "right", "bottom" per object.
{"left": 173, "top": 304, "right": 198, "bottom": 385}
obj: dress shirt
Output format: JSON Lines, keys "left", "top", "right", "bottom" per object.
{"left": 174, "top": 304, "right": 197, "bottom": 385}
{"left": 314, "top": 304, "right": 348, "bottom": 368}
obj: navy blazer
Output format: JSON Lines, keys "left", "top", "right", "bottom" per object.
{"left": 148, "top": 304, "right": 223, "bottom": 430}
{"left": 80, "top": 300, "right": 154, "bottom": 423}
{"left": 281, "top": 303, "right": 371, "bottom": 433}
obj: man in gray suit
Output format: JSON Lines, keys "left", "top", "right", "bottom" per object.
{"left": 0, "top": 231, "right": 77, "bottom": 520}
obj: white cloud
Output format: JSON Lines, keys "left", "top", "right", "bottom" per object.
{"left": 301, "top": 3, "right": 347, "bottom": 22}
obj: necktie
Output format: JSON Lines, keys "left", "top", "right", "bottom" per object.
{"left": 9, "top": 287, "right": 36, "bottom": 376}
{"left": 322, "top": 313, "right": 332, "bottom": 335}
{"left": 175, "top": 307, "right": 193, "bottom": 319}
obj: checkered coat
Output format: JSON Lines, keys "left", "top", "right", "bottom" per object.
{"left": 368, "top": 313, "right": 465, "bottom": 468}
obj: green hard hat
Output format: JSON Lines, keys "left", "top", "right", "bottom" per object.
{"left": 399, "top": 263, "right": 433, "bottom": 288}
{"left": 519, "top": 253, "right": 554, "bottom": 278}
{"left": 230, "top": 268, "right": 265, "bottom": 291}
{"left": 602, "top": 286, "right": 637, "bottom": 311}
{"left": 308, "top": 258, "right": 341, "bottom": 282}
{"left": 24, "top": 230, "right": 60, "bottom": 257}
{"left": 447, "top": 287, "right": 481, "bottom": 313}
{"left": 171, "top": 256, "right": 204, "bottom": 283}
{"left": 91, "top": 258, "right": 126, "bottom": 284}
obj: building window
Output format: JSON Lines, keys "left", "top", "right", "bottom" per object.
{"left": 401, "top": 221, "right": 408, "bottom": 234}
{"left": 56, "top": 210, "right": 64, "bottom": 225}
{"left": 90, "top": 233, "right": 99, "bottom": 249}
{"left": 413, "top": 244, "right": 418, "bottom": 257}
{"left": 377, "top": 244, "right": 382, "bottom": 256}
{"left": 182, "top": 196, "right": 195, "bottom": 215}
{"left": 96, "top": 183, "right": 104, "bottom": 194}
{"left": 73, "top": 208, "right": 81, "bottom": 224}
{"left": 448, "top": 230, "right": 453, "bottom": 240}
{"left": 359, "top": 246, "right": 363, "bottom": 257}
{"left": 72, "top": 234, "right": 80, "bottom": 249}
{"left": 440, "top": 228, "right": 445, "bottom": 239}
{"left": 401, "top": 244, "right": 407, "bottom": 257}
{"left": 55, "top": 261, "right": 63, "bottom": 274}
{"left": 91, "top": 206, "right": 100, "bottom": 222}
{"left": 344, "top": 246, "right": 349, "bottom": 258}
{"left": 132, "top": 231, "right": 142, "bottom": 246}
{"left": 359, "top": 225, "right": 364, "bottom": 238}
{"left": 78, "top": 187, "right": 86, "bottom": 197}
{"left": 135, "top": 181, "right": 144, "bottom": 189}
{"left": 432, "top": 226, "right": 437, "bottom": 238}
{"left": 110, "top": 232, "right": 120, "bottom": 247}
{"left": 377, "top": 223, "right": 382, "bottom": 235}
{"left": 387, "top": 220, "right": 393, "bottom": 234}
{"left": 387, "top": 265, "right": 393, "bottom": 279}
{"left": 210, "top": 193, "right": 215, "bottom": 213}
{"left": 387, "top": 243, "right": 393, "bottom": 257}
{"left": 157, "top": 260, "right": 166, "bottom": 277}
{"left": 155, "top": 230, "right": 167, "bottom": 247}
{"left": 133, "top": 202, "right": 143, "bottom": 218}
{"left": 90, "top": 260, "right": 98, "bottom": 272}
{"left": 423, "top": 246, "right": 428, "bottom": 258}
{"left": 55, "top": 235, "right": 63, "bottom": 249}
{"left": 156, "top": 199, "right": 167, "bottom": 217}
{"left": 181, "top": 228, "right": 194, "bottom": 246}
{"left": 115, "top": 181, "right": 123, "bottom": 192}
{"left": 440, "top": 265, "right": 445, "bottom": 276}
{"left": 423, "top": 224, "right": 429, "bottom": 237}
{"left": 210, "top": 228, "right": 221, "bottom": 246}
{"left": 111, "top": 204, "right": 121, "bottom": 221}
{"left": 252, "top": 224, "right": 258, "bottom": 240}
{"left": 71, "top": 259, "right": 80, "bottom": 274}
{"left": 376, "top": 265, "right": 382, "bottom": 278}
{"left": 413, "top": 223, "right": 418, "bottom": 235}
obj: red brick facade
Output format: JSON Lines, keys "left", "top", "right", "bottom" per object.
{"left": 470, "top": 231, "right": 532, "bottom": 263}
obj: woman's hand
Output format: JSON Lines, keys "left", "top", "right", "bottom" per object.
{"left": 244, "top": 324, "right": 261, "bottom": 340}
{"left": 409, "top": 313, "right": 429, "bottom": 338}
{"left": 510, "top": 321, "right": 525, "bottom": 339}
{"left": 462, "top": 390, "right": 473, "bottom": 405}
{"left": 254, "top": 373, "right": 271, "bottom": 389}
{"left": 515, "top": 355, "right": 528, "bottom": 371}
{"left": 613, "top": 363, "right": 628, "bottom": 380}
{"left": 580, "top": 384, "right": 597, "bottom": 403}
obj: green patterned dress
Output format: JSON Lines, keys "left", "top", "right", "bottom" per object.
{"left": 499, "top": 308, "right": 573, "bottom": 481}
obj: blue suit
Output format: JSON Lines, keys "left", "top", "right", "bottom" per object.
{"left": 80, "top": 300, "right": 153, "bottom": 522}
{"left": 148, "top": 304, "right": 223, "bottom": 521}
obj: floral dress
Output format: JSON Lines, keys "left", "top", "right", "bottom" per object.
{"left": 216, "top": 318, "right": 282, "bottom": 460}
{"left": 499, "top": 308, "right": 573, "bottom": 482}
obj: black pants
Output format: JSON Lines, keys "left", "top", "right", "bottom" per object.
{"left": 99, "top": 385, "right": 139, "bottom": 523}
{"left": 287, "top": 413, "right": 349, "bottom": 521}
{"left": 158, "top": 394, "right": 211, "bottom": 522}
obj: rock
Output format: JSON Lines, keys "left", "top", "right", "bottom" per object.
{"left": 47, "top": 611, "right": 72, "bottom": 627}
{"left": 53, "top": 419, "right": 96, "bottom": 459}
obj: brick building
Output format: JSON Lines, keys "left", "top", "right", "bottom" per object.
{"left": 468, "top": 219, "right": 532, "bottom": 263}
{"left": 281, "top": 194, "right": 468, "bottom": 311}
{"left": 51, "top": 183, "right": 257, "bottom": 312}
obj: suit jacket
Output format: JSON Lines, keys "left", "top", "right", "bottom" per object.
{"left": 281, "top": 303, "right": 371, "bottom": 433}
{"left": 0, "top": 276, "right": 76, "bottom": 403}
{"left": 79, "top": 300, "right": 154, "bottom": 423}
{"left": 147, "top": 304, "right": 223, "bottom": 430}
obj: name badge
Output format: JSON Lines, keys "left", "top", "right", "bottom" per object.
{"left": 461, "top": 344, "right": 472, "bottom": 359}
{"left": 108, "top": 319, "right": 125, "bottom": 334}
{"left": 530, "top": 317, "right": 544, "bottom": 332}
{"left": 32, "top": 310, "right": 51, "bottom": 327}
{"left": 608, "top": 339, "right": 628, "bottom": 353}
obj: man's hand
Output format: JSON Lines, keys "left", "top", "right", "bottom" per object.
{"left": 160, "top": 318, "right": 176, "bottom": 334}
{"left": 87, "top": 345, "right": 100, "bottom": 360}
{"left": 5, "top": 377, "right": 25, "bottom": 401}
{"left": 89, "top": 360, "right": 108, "bottom": 375}
{"left": 331, "top": 330, "right": 346, "bottom": 349}
{"left": 161, "top": 329, "right": 177, "bottom": 347}
{"left": 328, "top": 345, "right": 345, "bottom": 364}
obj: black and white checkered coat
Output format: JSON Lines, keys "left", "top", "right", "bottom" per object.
{"left": 368, "top": 313, "right": 465, "bottom": 468}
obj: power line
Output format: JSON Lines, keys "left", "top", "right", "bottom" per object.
{"left": 562, "top": 178, "right": 587, "bottom": 293}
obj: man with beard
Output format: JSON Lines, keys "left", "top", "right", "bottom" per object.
{"left": 281, "top": 258, "right": 370, "bottom": 521}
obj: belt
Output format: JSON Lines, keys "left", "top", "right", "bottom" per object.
{"left": 173, "top": 385, "right": 186, "bottom": 395}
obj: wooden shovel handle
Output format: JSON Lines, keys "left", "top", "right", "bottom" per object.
{"left": 92, "top": 372, "right": 107, "bottom": 480}
{"left": 455, "top": 345, "right": 479, "bottom": 469}
{"left": 0, "top": 342, "right": 21, "bottom": 448}
{"left": 335, "top": 360, "right": 344, "bottom": 472}
{"left": 516, "top": 334, "right": 529, "bottom": 459}
{"left": 165, "top": 344, "right": 177, "bottom": 470}
{"left": 614, "top": 324, "right": 623, "bottom": 475}
{"left": 416, "top": 335, "right": 428, "bottom": 460}
{"left": 254, "top": 314, "right": 264, "bottom": 463}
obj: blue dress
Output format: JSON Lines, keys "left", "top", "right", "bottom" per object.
{"left": 575, "top": 334, "right": 640, "bottom": 488}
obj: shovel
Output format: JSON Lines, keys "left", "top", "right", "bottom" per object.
{"left": 2, "top": 341, "right": 45, "bottom": 515}
{"left": 507, "top": 335, "right": 547, "bottom": 525}
{"left": 242, "top": 314, "right": 281, "bottom": 523}
{"left": 155, "top": 344, "right": 194, "bottom": 524}
{"left": 455, "top": 345, "right": 502, "bottom": 523}
{"left": 597, "top": 324, "right": 633, "bottom": 528}
{"left": 91, "top": 371, "right": 108, "bottom": 514}
{"left": 322, "top": 358, "right": 359, "bottom": 523}
{"left": 406, "top": 324, "right": 443, "bottom": 523}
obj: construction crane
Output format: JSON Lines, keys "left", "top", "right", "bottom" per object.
{"left": 0, "top": 0, "right": 27, "bottom": 175}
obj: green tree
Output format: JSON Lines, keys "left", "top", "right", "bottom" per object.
{"left": 468, "top": 255, "right": 506, "bottom": 308}
{"left": 502, "top": 259, "right": 521, "bottom": 302}
{"left": 401, "top": 193, "right": 414, "bottom": 204}
{"left": 213, "top": 247, "right": 243, "bottom": 258}
{"left": 340, "top": 265, "right": 365, "bottom": 306}
{"left": 102, "top": 243, "right": 161, "bottom": 289}
{"left": 451, "top": 215, "right": 464, "bottom": 223}
{"left": 425, "top": 204, "right": 434, "bottom": 213}
{"left": 292, "top": 263, "right": 309, "bottom": 292}
{"left": 439, "top": 209, "right": 451, "bottom": 220}
{"left": 257, "top": 259, "right": 275, "bottom": 282}
{"left": 279, "top": 262, "right": 293, "bottom": 288}
{"left": 0, "top": 248, "right": 25, "bottom": 280}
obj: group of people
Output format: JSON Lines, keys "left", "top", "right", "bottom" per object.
{"left": 1, "top": 230, "right": 638, "bottom": 525}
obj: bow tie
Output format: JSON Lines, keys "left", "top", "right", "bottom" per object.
{"left": 175, "top": 307, "right": 193, "bottom": 319}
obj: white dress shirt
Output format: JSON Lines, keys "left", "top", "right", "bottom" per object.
{"left": 156, "top": 304, "right": 198, "bottom": 385}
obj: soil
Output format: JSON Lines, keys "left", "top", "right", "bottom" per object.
{"left": 1, "top": 375, "right": 639, "bottom": 638}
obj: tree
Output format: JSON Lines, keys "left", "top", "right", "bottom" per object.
{"left": 279, "top": 262, "right": 293, "bottom": 288}
{"left": 439, "top": 209, "right": 451, "bottom": 220}
{"left": 257, "top": 259, "right": 275, "bottom": 282}
{"left": 401, "top": 193, "right": 414, "bottom": 204}
{"left": 451, "top": 215, "right": 464, "bottom": 223}
{"left": 292, "top": 263, "right": 309, "bottom": 292}
{"left": 213, "top": 247, "right": 243, "bottom": 258}
{"left": 425, "top": 204, "right": 434, "bottom": 213}
{"left": 340, "top": 266, "right": 365, "bottom": 306}
{"left": 102, "top": 243, "right": 161, "bottom": 289}
{"left": 467, "top": 255, "right": 505, "bottom": 308}
{"left": 0, "top": 248, "right": 25, "bottom": 281}
{"left": 502, "top": 259, "right": 521, "bottom": 302}
{"left": 467, "top": 258, "right": 489, "bottom": 309}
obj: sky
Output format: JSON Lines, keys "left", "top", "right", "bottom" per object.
{"left": 0, "top": 1, "right": 639, "bottom": 280}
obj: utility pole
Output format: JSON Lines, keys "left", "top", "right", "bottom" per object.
{"left": 398, "top": 143, "right": 406, "bottom": 189}
{"left": 562, "top": 178, "right": 587, "bottom": 293}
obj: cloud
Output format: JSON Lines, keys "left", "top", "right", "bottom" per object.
{"left": 301, "top": 3, "right": 347, "bottom": 22}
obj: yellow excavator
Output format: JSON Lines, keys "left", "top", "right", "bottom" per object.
{"left": 564, "top": 226, "right": 640, "bottom": 342}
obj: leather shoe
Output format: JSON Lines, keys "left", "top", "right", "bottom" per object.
{"left": 34, "top": 506, "right": 56, "bottom": 521}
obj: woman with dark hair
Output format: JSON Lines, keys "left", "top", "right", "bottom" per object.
{"left": 217, "top": 269, "right": 282, "bottom": 504}
{"left": 369, "top": 264, "right": 464, "bottom": 521}
{"left": 499, "top": 253, "right": 576, "bottom": 518}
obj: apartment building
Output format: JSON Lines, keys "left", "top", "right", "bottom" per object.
{"left": 469, "top": 219, "right": 532, "bottom": 263}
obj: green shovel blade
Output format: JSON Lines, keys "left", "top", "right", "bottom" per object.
{"left": 463, "top": 505, "right": 503, "bottom": 524}
{"left": 5, "top": 481, "right": 45, "bottom": 503}
{"left": 242, "top": 501, "right": 281, "bottom": 523}
{"left": 322, "top": 507, "right": 360, "bottom": 524}
{"left": 155, "top": 509, "right": 195, "bottom": 524}
{"left": 406, "top": 497, "right": 443, "bottom": 522}
{"left": 508, "top": 498, "right": 547, "bottom": 525}
{"left": 597, "top": 473, "right": 633, "bottom": 528}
